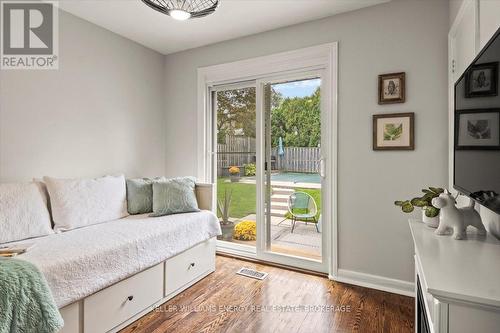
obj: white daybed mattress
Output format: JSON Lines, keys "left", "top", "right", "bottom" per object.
{"left": 17, "top": 210, "right": 220, "bottom": 308}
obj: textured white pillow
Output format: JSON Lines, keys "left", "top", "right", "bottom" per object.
{"left": 44, "top": 175, "right": 128, "bottom": 232}
{"left": 0, "top": 183, "right": 53, "bottom": 244}
{"left": 32, "top": 178, "right": 53, "bottom": 223}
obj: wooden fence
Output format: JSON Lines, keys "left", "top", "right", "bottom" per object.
{"left": 273, "top": 147, "right": 321, "bottom": 173}
{"left": 217, "top": 136, "right": 256, "bottom": 176}
{"left": 217, "top": 135, "right": 320, "bottom": 175}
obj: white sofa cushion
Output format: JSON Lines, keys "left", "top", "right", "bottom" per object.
{"left": 44, "top": 175, "right": 128, "bottom": 232}
{"left": 0, "top": 183, "right": 53, "bottom": 244}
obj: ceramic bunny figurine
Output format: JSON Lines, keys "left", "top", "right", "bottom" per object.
{"left": 431, "top": 190, "right": 486, "bottom": 240}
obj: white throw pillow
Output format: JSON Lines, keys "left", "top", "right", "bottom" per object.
{"left": 44, "top": 175, "right": 128, "bottom": 232}
{"left": 32, "top": 178, "right": 53, "bottom": 223}
{"left": 0, "top": 183, "right": 53, "bottom": 244}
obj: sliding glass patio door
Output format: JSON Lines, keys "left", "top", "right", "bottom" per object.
{"left": 256, "top": 72, "right": 328, "bottom": 273}
{"left": 211, "top": 72, "right": 330, "bottom": 273}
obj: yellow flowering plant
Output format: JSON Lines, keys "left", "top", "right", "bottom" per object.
{"left": 233, "top": 220, "right": 256, "bottom": 241}
{"left": 228, "top": 166, "right": 240, "bottom": 175}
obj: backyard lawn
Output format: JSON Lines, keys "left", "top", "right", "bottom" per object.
{"left": 217, "top": 177, "right": 321, "bottom": 219}
{"left": 217, "top": 178, "right": 256, "bottom": 218}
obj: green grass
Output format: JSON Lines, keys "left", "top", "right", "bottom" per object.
{"left": 217, "top": 177, "right": 321, "bottom": 220}
{"left": 217, "top": 178, "right": 256, "bottom": 219}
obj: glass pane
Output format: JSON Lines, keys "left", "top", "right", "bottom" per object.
{"left": 215, "top": 87, "right": 257, "bottom": 248}
{"left": 266, "top": 78, "right": 322, "bottom": 261}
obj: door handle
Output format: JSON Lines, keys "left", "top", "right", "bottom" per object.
{"left": 320, "top": 157, "right": 326, "bottom": 178}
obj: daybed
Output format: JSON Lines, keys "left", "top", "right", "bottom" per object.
{"left": 2, "top": 181, "right": 220, "bottom": 333}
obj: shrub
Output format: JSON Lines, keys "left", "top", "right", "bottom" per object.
{"left": 228, "top": 166, "right": 240, "bottom": 175}
{"left": 233, "top": 220, "right": 256, "bottom": 241}
{"left": 244, "top": 163, "right": 256, "bottom": 176}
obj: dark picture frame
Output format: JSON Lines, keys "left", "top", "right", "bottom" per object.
{"left": 455, "top": 109, "right": 500, "bottom": 150}
{"left": 373, "top": 112, "right": 414, "bottom": 150}
{"left": 378, "top": 72, "right": 406, "bottom": 104}
{"left": 464, "top": 62, "right": 498, "bottom": 98}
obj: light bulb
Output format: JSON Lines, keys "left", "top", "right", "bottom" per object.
{"left": 169, "top": 9, "right": 191, "bottom": 21}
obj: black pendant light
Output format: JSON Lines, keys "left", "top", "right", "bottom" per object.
{"left": 141, "top": 0, "right": 220, "bottom": 21}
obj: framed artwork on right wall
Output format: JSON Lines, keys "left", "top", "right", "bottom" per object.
{"left": 373, "top": 112, "right": 414, "bottom": 150}
{"left": 378, "top": 72, "right": 406, "bottom": 104}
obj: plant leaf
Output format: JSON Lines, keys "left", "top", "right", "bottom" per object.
{"left": 429, "top": 187, "right": 444, "bottom": 194}
{"left": 410, "top": 197, "right": 422, "bottom": 205}
{"left": 410, "top": 197, "right": 427, "bottom": 207}
{"left": 421, "top": 192, "right": 436, "bottom": 201}
{"left": 401, "top": 201, "right": 414, "bottom": 213}
{"left": 425, "top": 206, "right": 440, "bottom": 218}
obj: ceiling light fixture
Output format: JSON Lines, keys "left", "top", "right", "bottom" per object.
{"left": 169, "top": 9, "right": 191, "bottom": 21}
{"left": 141, "top": 0, "right": 220, "bottom": 21}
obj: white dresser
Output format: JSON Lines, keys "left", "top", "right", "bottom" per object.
{"left": 409, "top": 219, "right": 500, "bottom": 333}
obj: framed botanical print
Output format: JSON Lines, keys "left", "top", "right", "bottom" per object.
{"left": 378, "top": 72, "right": 405, "bottom": 104}
{"left": 465, "top": 62, "right": 498, "bottom": 98}
{"left": 373, "top": 112, "right": 414, "bottom": 150}
{"left": 455, "top": 109, "right": 500, "bottom": 150}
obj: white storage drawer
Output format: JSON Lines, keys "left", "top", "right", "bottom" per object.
{"left": 164, "top": 238, "right": 216, "bottom": 297}
{"left": 83, "top": 263, "right": 163, "bottom": 333}
{"left": 59, "top": 302, "right": 81, "bottom": 333}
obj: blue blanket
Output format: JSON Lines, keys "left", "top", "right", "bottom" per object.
{"left": 0, "top": 258, "right": 64, "bottom": 333}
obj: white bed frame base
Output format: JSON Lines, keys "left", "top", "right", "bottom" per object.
{"left": 60, "top": 238, "right": 216, "bottom": 333}
{"left": 59, "top": 184, "right": 216, "bottom": 333}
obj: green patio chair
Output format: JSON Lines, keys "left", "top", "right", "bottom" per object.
{"left": 287, "top": 192, "right": 319, "bottom": 233}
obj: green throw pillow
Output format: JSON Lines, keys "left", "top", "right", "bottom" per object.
{"left": 126, "top": 177, "right": 164, "bottom": 214}
{"left": 151, "top": 177, "right": 199, "bottom": 217}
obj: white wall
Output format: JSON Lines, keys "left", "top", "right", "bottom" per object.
{"left": 450, "top": 0, "right": 466, "bottom": 28}
{"left": 0, "top": 10, "right": 166, "bottom": 181}
{"left": 163, "top": 0, "right": 449, "bottom": 283}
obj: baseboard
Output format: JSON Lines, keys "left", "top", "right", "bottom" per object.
{"left": 331, "top": 269, "right": 415, "bottom": 297}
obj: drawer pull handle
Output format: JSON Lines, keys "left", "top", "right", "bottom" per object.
{"left": 189, "top": 262, "right": 195, "bottom": 269}
{"left": 127, "top": 295, "right": 134, "bottom": 301}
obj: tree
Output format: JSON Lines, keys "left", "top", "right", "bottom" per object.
{"left": 215, "top": 85, "right": 320, "bottom": 148}
{"left": 271, "top": 87, "right": 284, "bottom": 109}
{"left": 270, "top": 87, "right": 320, "bottom": 147}
{"left": 216, "top": 88, "right": 256, "bottom": 144}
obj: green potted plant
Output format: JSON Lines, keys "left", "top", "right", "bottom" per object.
{"left": 244, "top": 163, "right": 256, "bottom": 177}
{"left": 217, "top": 189, "right": 235, "bottom": 240}
{"left": 394, "top": 187, "right": 444, "bottom": 228}
{"left": 228, "top": 166, "right": 241, "bottom": 182}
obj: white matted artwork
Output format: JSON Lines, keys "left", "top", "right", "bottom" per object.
{"left": 373, "top": 112, "right": 414, "bottom": 150}
{"left": 455, "top": 109, "right": 500, "bottom": 149}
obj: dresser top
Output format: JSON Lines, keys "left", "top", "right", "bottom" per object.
{"left": 409, "top": 219, "right": 500, "bottom": 308}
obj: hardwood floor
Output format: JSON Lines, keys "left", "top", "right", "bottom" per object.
{"left": 120, "top": 256, "right": 414, "bottom": 333}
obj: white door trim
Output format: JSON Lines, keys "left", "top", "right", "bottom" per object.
{"left": 197, "top": 43, "right": 338, "bottom": 277}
